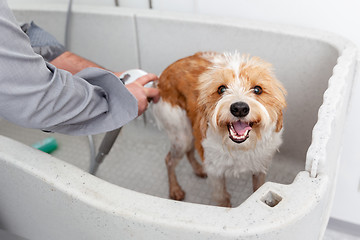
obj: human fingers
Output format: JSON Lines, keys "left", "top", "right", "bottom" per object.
{"left": 125, "top": 83, "right": 148, "bottom": 115}
{"left": 135, "top": 73, "right": 158, "bottom": 86}
{"left": 145, "top": 87, "right": 160, "bottom": 103}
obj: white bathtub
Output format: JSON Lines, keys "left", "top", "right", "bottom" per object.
{"left": 0, "top": 4, "right": 358, "bottom": 240}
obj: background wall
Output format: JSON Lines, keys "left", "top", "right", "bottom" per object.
{"left": 7, "top": 0, "right": 360, "bottom": 48}
{"left": 7, "top": 0, "right": 360, "bottom": 228}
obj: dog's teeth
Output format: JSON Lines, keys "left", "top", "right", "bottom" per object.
{"left": 231, "top": 129, "right": 249, "bottom": 139}
{"left": 228, "top": 122, "right": 251, "bottom": 143}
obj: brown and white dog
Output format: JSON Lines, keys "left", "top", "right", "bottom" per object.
{"left": 152, "top": 52, "right": 286, "bottom": 207}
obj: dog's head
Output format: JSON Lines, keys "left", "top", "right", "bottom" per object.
{"left": 197, "top": 52, "right": 286, "bottom": 150}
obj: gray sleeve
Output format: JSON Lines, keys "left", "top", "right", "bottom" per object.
{"left": 0, "top": 0, "right": 138, "bottom": 135}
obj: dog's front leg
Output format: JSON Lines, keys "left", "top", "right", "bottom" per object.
{"left": 252, "top": 172, "right": 266, "bottom": 192}
{"left": 208, "top": 174, "right": 231, "bottom": 207}
{"left": 186, "top": 147, "right": 207, "bottom": 178}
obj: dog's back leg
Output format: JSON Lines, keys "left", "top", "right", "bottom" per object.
{"left": 153, "top": 99, "right": 194, "bottom": 201}
{"left": 165, "top": 129, "right": 194, "bottom": 201}
{"left": 165, "top": 149, "right": 186, "bottom": 200}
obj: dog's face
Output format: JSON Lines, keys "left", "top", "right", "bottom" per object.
{"left": 197, "top": 53, "right": 286, "bottom": 150}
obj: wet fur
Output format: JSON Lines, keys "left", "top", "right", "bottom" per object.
{"left": 153, "top": 52, "right": 286, "bottom": 207}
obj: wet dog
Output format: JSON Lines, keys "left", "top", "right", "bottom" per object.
{"left": 153, "top": 52, "right": 286, "bottom": 207}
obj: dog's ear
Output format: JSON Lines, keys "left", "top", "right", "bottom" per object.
{"left": 275, "top": 111, "right": 283, "bottom": 132}
{"left": 273, "top": 81, "right": 286, "bottom": 133}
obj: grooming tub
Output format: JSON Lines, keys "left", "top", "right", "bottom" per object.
{"left": 0, "top": 4, "right": 358, "bottom": 240}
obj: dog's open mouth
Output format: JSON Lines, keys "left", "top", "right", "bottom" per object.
{"left": 227, "top": 121, "right": 252, "bottom": 143}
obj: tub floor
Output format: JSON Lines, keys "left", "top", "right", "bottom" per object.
{"left": 0, "top": 113, "right": 304, "bottom": 207}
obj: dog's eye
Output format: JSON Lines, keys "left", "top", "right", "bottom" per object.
{"left": 217, "top": 85, "right": 227, "bottom": 94}
{"left": 253, "top": 86, "right": 263, "bottom": 95}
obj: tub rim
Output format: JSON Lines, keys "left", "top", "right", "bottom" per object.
{"left": 0, "top": 135, "right": 329, "bottom": 237}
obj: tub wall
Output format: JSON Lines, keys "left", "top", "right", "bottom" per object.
{"left": 66, "top": 8, "right": 140, "bottom": 71}
{"left": 12, "top": 6, "right": 140, "bottom": 72}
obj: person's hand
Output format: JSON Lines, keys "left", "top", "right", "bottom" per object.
{"left": 124, "top": 73, "right": 160, "bottom": 116}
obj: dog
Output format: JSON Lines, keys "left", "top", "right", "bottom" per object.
{"left": 152, "top": 52, "right": 286, "bottom": 207}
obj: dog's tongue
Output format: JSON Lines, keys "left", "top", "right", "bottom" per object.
{"left": 233, "top": 121, "right": 252, "bottom": 136}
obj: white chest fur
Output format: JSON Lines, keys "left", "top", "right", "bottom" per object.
{"left": 203, "top": 125, "right": 283, "bottom": 178}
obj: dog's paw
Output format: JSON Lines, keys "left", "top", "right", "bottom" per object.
{"left": 195, "top": 170, "right": 207, "bottom": 178}
{"left": 214, "top": 191, "right": 231, "bottom": 207}
{"left": 169, "top": 187, "right": 186, "bottom": 201}
{"left": 218, "top": 199, "right": 232, "bottom": 208}
{"left": 194, "top": 165, "right": 207, "bottom": 178}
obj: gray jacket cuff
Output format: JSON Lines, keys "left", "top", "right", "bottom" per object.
{"left": 43, "top": 66, "right": 138, "bottom": 135}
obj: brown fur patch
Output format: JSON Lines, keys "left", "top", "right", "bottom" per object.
{"left": 158, "top": 53, "right": 212, "bottom": 160}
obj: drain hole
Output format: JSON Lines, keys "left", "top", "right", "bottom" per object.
{"left": 261, "top": 191, "right": 282, "bottom": 207}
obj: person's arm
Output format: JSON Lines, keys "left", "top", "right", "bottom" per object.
{"left": 50, "top": 51, "right": 105, "bottom": 75}
{"left": 22, "top": 20, "right": 160, "bottom": 116}
{"left": 0, "top": 1, "right": 154, "bottom": 135}
{"left": 50, "top": 51, "right": 160, "bottom": 116}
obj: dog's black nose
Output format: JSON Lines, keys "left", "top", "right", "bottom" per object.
{"left": 230, "top": 102, "right": 250, "bottom": 117}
